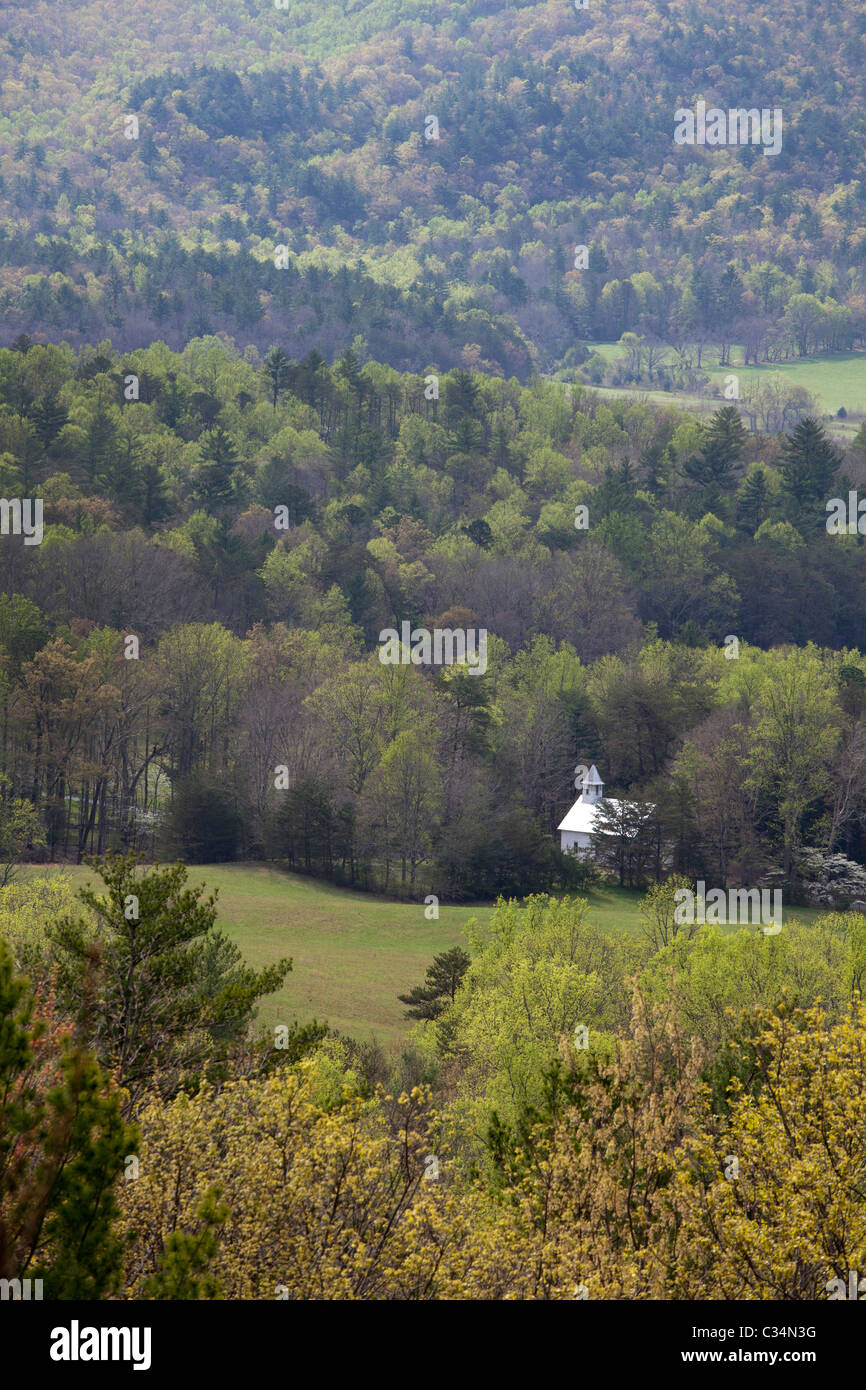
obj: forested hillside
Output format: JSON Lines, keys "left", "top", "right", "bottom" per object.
{"left": 7, "top": 0, "right": 866, "bottom": 1326}
{"left": 2, "top": 0, "right": 866, "bottom": 377}
{"left": 1, "top": 335, "right": 866, "bottom": 894}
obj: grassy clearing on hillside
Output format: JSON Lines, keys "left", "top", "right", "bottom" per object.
{"left": 20, "top": 864, "right": 823, "bottom": 1048}
{"left": 26, "top": 863, "right": 493, "bottom": 1046}
{"left": 580, "top": 344, "right": 866, "bottom": 436}
{"left": 707, "top": 353, "right": 866, "bottom": 418}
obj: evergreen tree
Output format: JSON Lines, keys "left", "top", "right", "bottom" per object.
{"left": 683, "top": 405, "right": 746, "bottom": 504}
{"left": 194, "top": 426, "right": 240, "bottom": 509}
{"left": 737, "top": 465, "right": 769, "bottom": 531}
{"left": 49, "top": 854, "right": 291, "bottom": 1107}
{"left": 0, "top": 939, "right": 134, "bottom": 1298}
{"left": 140, "top": 457, "right": 171, "bottom": 528}
{"left": 638, "top": 437, "right": 670, "bottom": 497}
{"left": 98, "top": 428, "right": 142, "bottom": 512}
{"left": 32, "top": 397, "right": 68, "bottom": 448}
{"left": 490, "top": 419, "right": 512, "bottom": 469}
{"left": 591, "top": 795, "right": 661, "bottom": 888}
{"left": 706, "top": 404, "right": 748, "bottom": 467}
{"left": 779, "top": 416, "right": 841, "bottom": 524}
{"left": 140, "top": 1186, "right": 228, "bottom": 1300}
{"left": 336, "top": 346, "right": 362, "bottom": 393}
{"left": 463, "top": 518, "right": 494, "bottom": 549}
{"left": 714, "top": 263, "right": 745, "bottom": 325}
{"left": 444, "top": 369, "right": 479, "bottom": 426}
{"left": 167, "top": 775, "right": 241, "bottom": 863}
{"left": 263, "top": 345, "right": 290, "bottom": 410}
{"left": 291, "top": 348, "right": 327, "bottom": 410}
{"left": 594, "top": 459, "right": 636, "bottom": 519}
{"left": 398, "top": 947, "right": 471, "bottom": 1021}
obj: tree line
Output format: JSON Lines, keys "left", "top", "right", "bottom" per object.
{"left": 1, "top": 338, "right": 866, "bottom": 896}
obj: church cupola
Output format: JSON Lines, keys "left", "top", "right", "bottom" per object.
{"left": 581, "top": 765, "right": 604, "bottom": 801}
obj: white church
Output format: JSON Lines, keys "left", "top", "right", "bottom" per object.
{"left": 558, "top": 766, "right": 660, "bottom": 862}
{"left": 557, "top": 765, "right": 613, "bottom": 856}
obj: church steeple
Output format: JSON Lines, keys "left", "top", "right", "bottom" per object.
{"left": 580, "top": 765, "right": 604, "bottom": 802}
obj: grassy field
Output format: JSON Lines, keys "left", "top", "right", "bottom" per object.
{"left": 22, "top": 863, "right": 823, "bottom": 1050}
{"left": 30, "top": 862, "right": 494, "bottom": 1046}
{"left": 577, "top": 344, "right": 866, "bottom": 440}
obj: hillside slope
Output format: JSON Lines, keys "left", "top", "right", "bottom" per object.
{"left": 2, "top": 0, "right": 865, "bottom": 375}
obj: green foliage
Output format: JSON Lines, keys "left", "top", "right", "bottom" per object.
{"left": 0, "top": 778, "right": 45, "bottom": 886}
{"left": 779, "top": 417, "right": 842, "bottom": 525}
{"left": 441, "top": 894, "right": 636, "bottom": 1124}
{"left": 140, "top": 1185, "right": 228, "bottom": 1300}
{"left": 398, "top": 946, "right": 471, "bottom": 1021}
{"left": 167, "top": 775, "right": 242, "bottom": 863}
{"left": 0, "top": 874, "right": 81, "bottom": 983}
{"left": 48, "top": 854, "right": 292, "bottom": 1105}
{"left": 639, "top": 912, "right": 861, "bottom": 1067}
{"left": 0, "top": 938, "right": 134, "bottom": 1298}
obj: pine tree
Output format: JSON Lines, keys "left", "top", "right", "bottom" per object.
{"left": 594, "top": 460, "right": 636, "bottom": 519}
{"left": 194, "top": 426, "right": 239, "bottom": 509}
{"left": 140, "top": 1186, "right": 228, "bottom": 1299}
{"left": 398, "top": 947, "right": 471, "bottom": 1021}
{"left": 444, "top": 369, "right": 479, "bottom": 426}
{"left": 140, "top": 457, "right": 171, "bottom": 528}
{"left": 0, "top": 939, "right": 134, "bottom": 1298}
{"left": 714, "top": 263, "right": 744, "bottom": 325}
{"left": 336, "top": 346, "right": 362, "bottom": 393}
{"left": 706, "top": 404, "right": 747, "bottom": 466}
{"left": 32, "top": 397, "right": 68, "bottom": 448}
{"left": 49, "top": 854, "right": 291, "bottom": 1107}
{"left": 638, "top": 437, "right": 670, "bottom": 497}
{"left": 490, "top": 419, "right": 512, "bottom": 470}
{"left": 263, "top": 345, "right": 290, "bottom": 411}
{"left": 683, "top": 405, "right": 746, "bottom": 499}
{"left": 737, "top": 465, "right": 769, "bottom": 531}
{"left": 98, "top": 427, "right": 142, "bottom": 513}
{"left": 779, "top": 416, "right": 841, "bottom": 522}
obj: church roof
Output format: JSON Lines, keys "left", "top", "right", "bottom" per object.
{"left": 559, "top": 767, "right": 654, "bottom": 836}
{"left": 557, "top": 797, "right": 623, "bottom": 834}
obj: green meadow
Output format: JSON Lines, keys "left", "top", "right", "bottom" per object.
{"left": 28, "top": 863, "right": 492, "bottom": 1046}
{"left": 581, "top": 344, "right": 866, "bottom": 438}
{"left": 23, "top": 864, "right": 823, "bottom": 1049}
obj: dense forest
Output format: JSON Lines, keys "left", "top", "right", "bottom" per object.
{"left": 1, "top": 336, "right": 866, "bottom": 897}
{"left": 2, "top": 0, "right": 866, "bottom": 376}
{"left": 4, "top": 0, "right": 866, "bottom": 1324}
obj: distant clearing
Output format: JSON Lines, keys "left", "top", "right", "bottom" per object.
{"left": 575, "top": 345, "right": 866, "bottom": 439}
